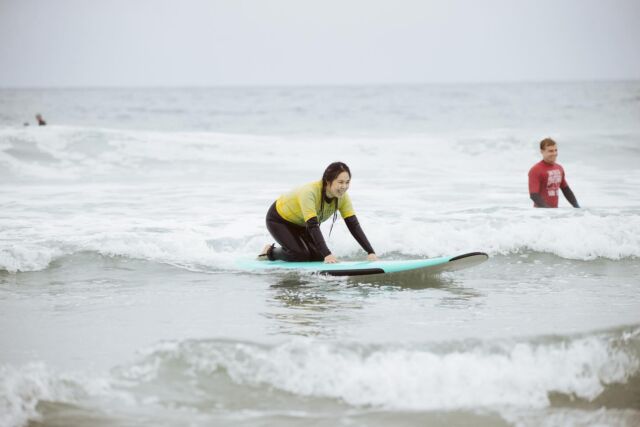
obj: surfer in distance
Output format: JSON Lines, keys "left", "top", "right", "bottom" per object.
{"left": 36, "top": 113, "right": 47, "bottom": 126}
{"left": 259, "top": 162, "right": 378, "bottom": 264}
{"left": 528, "top": 138, "right": 580, "bottom": 208}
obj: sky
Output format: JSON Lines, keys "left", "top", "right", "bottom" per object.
{"left": 1, "top": 0, "right": 639, "bottom": 87}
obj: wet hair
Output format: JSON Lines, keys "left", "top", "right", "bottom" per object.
{"left": 319, "top": 162, "right": 351, "bottom": 237}
{"left": 540, "top": 138, "right": 557, "bottom": 150}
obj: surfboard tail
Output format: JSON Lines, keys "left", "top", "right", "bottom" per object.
{"left": 320, "top": 252, "right": 489, "bottom": 277}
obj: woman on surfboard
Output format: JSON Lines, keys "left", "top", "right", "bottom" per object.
{"left": 259, "top": 162, "right": 378, "bottom": 264}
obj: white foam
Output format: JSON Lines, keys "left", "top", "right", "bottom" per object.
{"left": 359, "top": 208, "right": 640, "bottom": 261}
{"left": 129, "top": 329, "right": 640, "bottom": 411}
{"left": 0, "top": 126, "right": 295, "bottom": 182}
{"left": 2, "top": 206, "right": 639, "bottom": 273}
{"left": 0, "top": 245, "right": 62, "bottom": 274}
{"left": 0, "top": 363, "right": 96, "bottom": 427}
{"left": 2, "top": 126, "right": 640, "bottom": 272}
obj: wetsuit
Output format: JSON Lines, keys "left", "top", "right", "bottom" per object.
{"left": 528, "top": 161, "right": 579, "bottom": 208}
{"left": 266, "top": 181, "right": 375, "bottom": 262}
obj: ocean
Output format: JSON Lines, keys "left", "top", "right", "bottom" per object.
{"left": 1, "top": 82, "right": 639, "bottom": 426}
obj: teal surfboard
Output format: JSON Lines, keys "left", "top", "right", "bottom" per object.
{"left": 238, "top": 252, "right": 488, "bottom": 277}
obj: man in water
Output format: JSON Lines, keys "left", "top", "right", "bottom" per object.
{"left": 528, "top": 138, "right": 580, "bottom": 208}
{"left": 36, "top": 114, "right": 46, "bottom": 126}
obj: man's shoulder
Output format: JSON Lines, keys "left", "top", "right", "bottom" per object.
{"left": 529, "top": 161, "right": 544, "bottom": 174}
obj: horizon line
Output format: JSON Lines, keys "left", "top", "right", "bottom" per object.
{"left": 2, "top": 78, "right": 639, "bottom": 90}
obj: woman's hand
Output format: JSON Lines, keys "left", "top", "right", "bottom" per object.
{"left": 367, "top": 253, "right": 378, "bottom": 261}
{"left": 324, "top": 254, "right": 338, "bottom": 264}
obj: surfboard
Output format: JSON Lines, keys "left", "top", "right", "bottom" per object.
{"left": 237, "top": 252, "right": 488, "bottom": 277}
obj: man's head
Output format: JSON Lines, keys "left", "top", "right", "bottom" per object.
{"left": 540, "top": 138, "right": 558, "bottom": 164}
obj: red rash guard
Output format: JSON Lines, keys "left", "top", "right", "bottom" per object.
{"left": 528, "top": 161, "right": 568, "bottom": 208}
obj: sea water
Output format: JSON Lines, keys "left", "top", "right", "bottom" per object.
{"left": 1, "top": 82, "right": 639, "bottom": 426}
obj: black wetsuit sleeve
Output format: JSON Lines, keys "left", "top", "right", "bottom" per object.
{"left": 530, "top": 193, "right": 549, "bottom": 208}
{"left": 561, "top": 186, "right": 580, "bottom": 208}
{"left": 344, "top": 215, "right": 375, "bottom": 254}
{"left": 305, "top": 217, "right": 331, "bottom": 258}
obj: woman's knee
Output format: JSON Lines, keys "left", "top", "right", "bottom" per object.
{"left": 284, "top": 246, "right": 313, "bottom": 262}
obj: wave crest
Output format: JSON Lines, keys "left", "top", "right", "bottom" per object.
{"left": 120, "top": 327, "right": 640, "bottom": 411}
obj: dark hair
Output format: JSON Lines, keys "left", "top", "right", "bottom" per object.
{"left": 321, "top": 162, "right": 351, "bottom": 193}
{"left": 540, "top": 138, "right": 557, "bottom": 150}
{"left": 319, "top": 162, "right": 351, "bottom": 236}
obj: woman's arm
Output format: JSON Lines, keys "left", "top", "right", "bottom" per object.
{"left": 305, "top": 216, "right": 331, "bottom": 258}
{"left": 344, "top": 215, "right": 375, "bottom": 255}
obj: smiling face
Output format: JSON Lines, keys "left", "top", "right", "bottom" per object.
{"left": 541, "top": 144, "right": 558, "bottom": 164}
{"left": 325, "top": 171, "right": 350, "bottom": 198}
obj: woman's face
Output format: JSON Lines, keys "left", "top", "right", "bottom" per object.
{"left": 326, "top": 171, "right": 351, "bottom": 198}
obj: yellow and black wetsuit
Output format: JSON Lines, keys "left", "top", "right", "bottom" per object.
{"left": 266, "top": 181, "right": 375, "bottom": 261}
